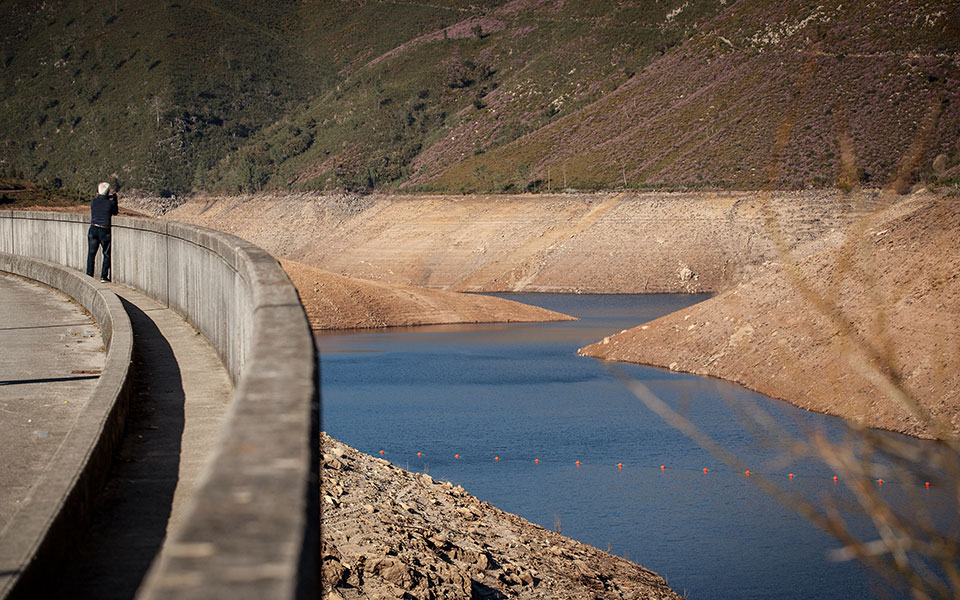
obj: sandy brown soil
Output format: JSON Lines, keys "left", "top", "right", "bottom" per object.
{"left": 280, "top": 259, "right": 574, "bottom": 330}
{"left": 322, "top": 434, "right": 681, "bottom": 600}
{"left": 155, "top": 190, "right": 897, "bottom": 294}
{"left": 581, "top": 195, "right": 960, "bottom": 439}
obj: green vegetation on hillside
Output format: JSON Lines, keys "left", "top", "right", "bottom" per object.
{"left": 0, "top": 0, "right": 328, "bottom": 195}
{"left": 2, "top": 0, "right": 958, "bottom": 195}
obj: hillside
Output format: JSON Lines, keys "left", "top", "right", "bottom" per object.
{"left": 2, "top": 0, "right": 958, "bottom": 194}
{"left": 0, "top": 0, "right": 327, "bottom": 195}
{"left": 580, "top": 197, "right": 960, "bottom": 439}
{"left": 151, "top": 189, "right": 914, "bottom": 293}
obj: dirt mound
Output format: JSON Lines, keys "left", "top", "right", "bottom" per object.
{"left": 581, "top": 196, "right": 960, "bottom": 439}
{"left": 280, "top": 259, "right": 574, "bottom": 330}
{"left": 322, "top": 433, "right": 681, "bottom": 600}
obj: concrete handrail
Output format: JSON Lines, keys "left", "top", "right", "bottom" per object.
{"left": 0, "top": 210, "right": 319, "bottom": 599}
{"left": 0, "top": 253, "right": 134, "bottom": 598}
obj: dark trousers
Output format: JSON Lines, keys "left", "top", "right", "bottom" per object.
{"left": 86, "top": 225, "right": 112, "bottom": 279}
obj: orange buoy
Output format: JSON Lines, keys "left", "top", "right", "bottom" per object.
{"left": 745, "top": 470, "right": 750, "bottom": 477}
{"left": 618, "top": 462, "right": 623, "bottom": 469}
{"left": 417, "top": 452, "right": 422, "bottom": 457}
{"left": 833, "top": 475, "right": 838, "bottom": 482}
{"left": 494, "top": 456, "right": 499, "bottom": 461}
{"left": 379, "top": 450, "right": 384, "bottom": 455}
{"left": 789, "top": 473, "right": 794, "bottom": 479}
{"left": 535, "top": 458, "right": 540, "bottom": 463}
{"left": 703, "top": 467, "right": 708, "bottom": 474}
{"left": 925, "top": 481, "right": 931, "bottom": 488}
{"left": 878, "top": 478, "right": 883, "bottom": 485}
{"left": 575, "top": 460, "right": 580, "bottom": 466}
{"left": 660, "top": 465, "right": 665, "bottom": 471}
{"left": 455, "top": 454, "right": 460, "bottom": 459}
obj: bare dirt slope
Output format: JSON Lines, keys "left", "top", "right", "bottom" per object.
{"left": 143, "top": 189, "right": 960, "bottom": 438}
{"left": 581, "top": 196, "right": 960, "bottom": 439}
{"left": 159, "top": 190, "right": 898, "bottom": 294}
{"left": 322, "top": 434, "right": 680, "bottom": 600}
{"left": 280, "top": 259, "right": 573, "bottom": 330}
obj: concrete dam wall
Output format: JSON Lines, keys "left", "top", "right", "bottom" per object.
{"left": 0, "top": 210, "right": 319, "bottom": 599}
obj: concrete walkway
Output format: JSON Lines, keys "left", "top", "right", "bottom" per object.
{"left": 0, "top": 272, "right": 233, "bottom": 599}
{"left": 52, "top": 284, "right": 234, "bottom": 599}
{"left": 0, "top": 274, "right": 105, "bottom": 538}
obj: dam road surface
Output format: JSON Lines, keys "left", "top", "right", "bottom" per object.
{"left": 0, "top": 273, "right": 232, "bottom": 599}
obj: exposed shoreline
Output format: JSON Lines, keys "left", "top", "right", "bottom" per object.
{"left": 280, "top": 258, "right": 575, "bottom": 330}
{"left": 155, "top": 189, "right": 895, "bottom": 294}
{"left": 141, "top": 190, "right": 959, "bottom": 438}
{"left": 580, "top": 195, "right": 960, "bottom": 440}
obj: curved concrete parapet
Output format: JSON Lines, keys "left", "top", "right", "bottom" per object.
{"left": 0, "top": 253, "right": 134, "bottom": 598}
{"left": 0, "top": 210, "right": 320, "bottom": 599}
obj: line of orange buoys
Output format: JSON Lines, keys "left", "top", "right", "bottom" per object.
{"left": 375, "top": 450, "right": 932, "bottom": 488}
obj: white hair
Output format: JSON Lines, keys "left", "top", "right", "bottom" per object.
{"left": 98, "top": 182, "right": 111, "bottom": 195}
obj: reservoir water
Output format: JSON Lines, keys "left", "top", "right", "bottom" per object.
{"left": 318, "top": 293, "right": 957, "bottom": 599}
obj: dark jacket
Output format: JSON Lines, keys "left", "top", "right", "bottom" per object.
{"left": 90, "top": 194, "right": 118, "bottom": 227}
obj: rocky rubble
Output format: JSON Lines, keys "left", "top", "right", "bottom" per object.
{"left": 322, "top": 434, "right": 680, "bottom": 600}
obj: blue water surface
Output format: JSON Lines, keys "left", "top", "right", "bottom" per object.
{"left": 318, "top": 293, "right": 956, "bottom": 600}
